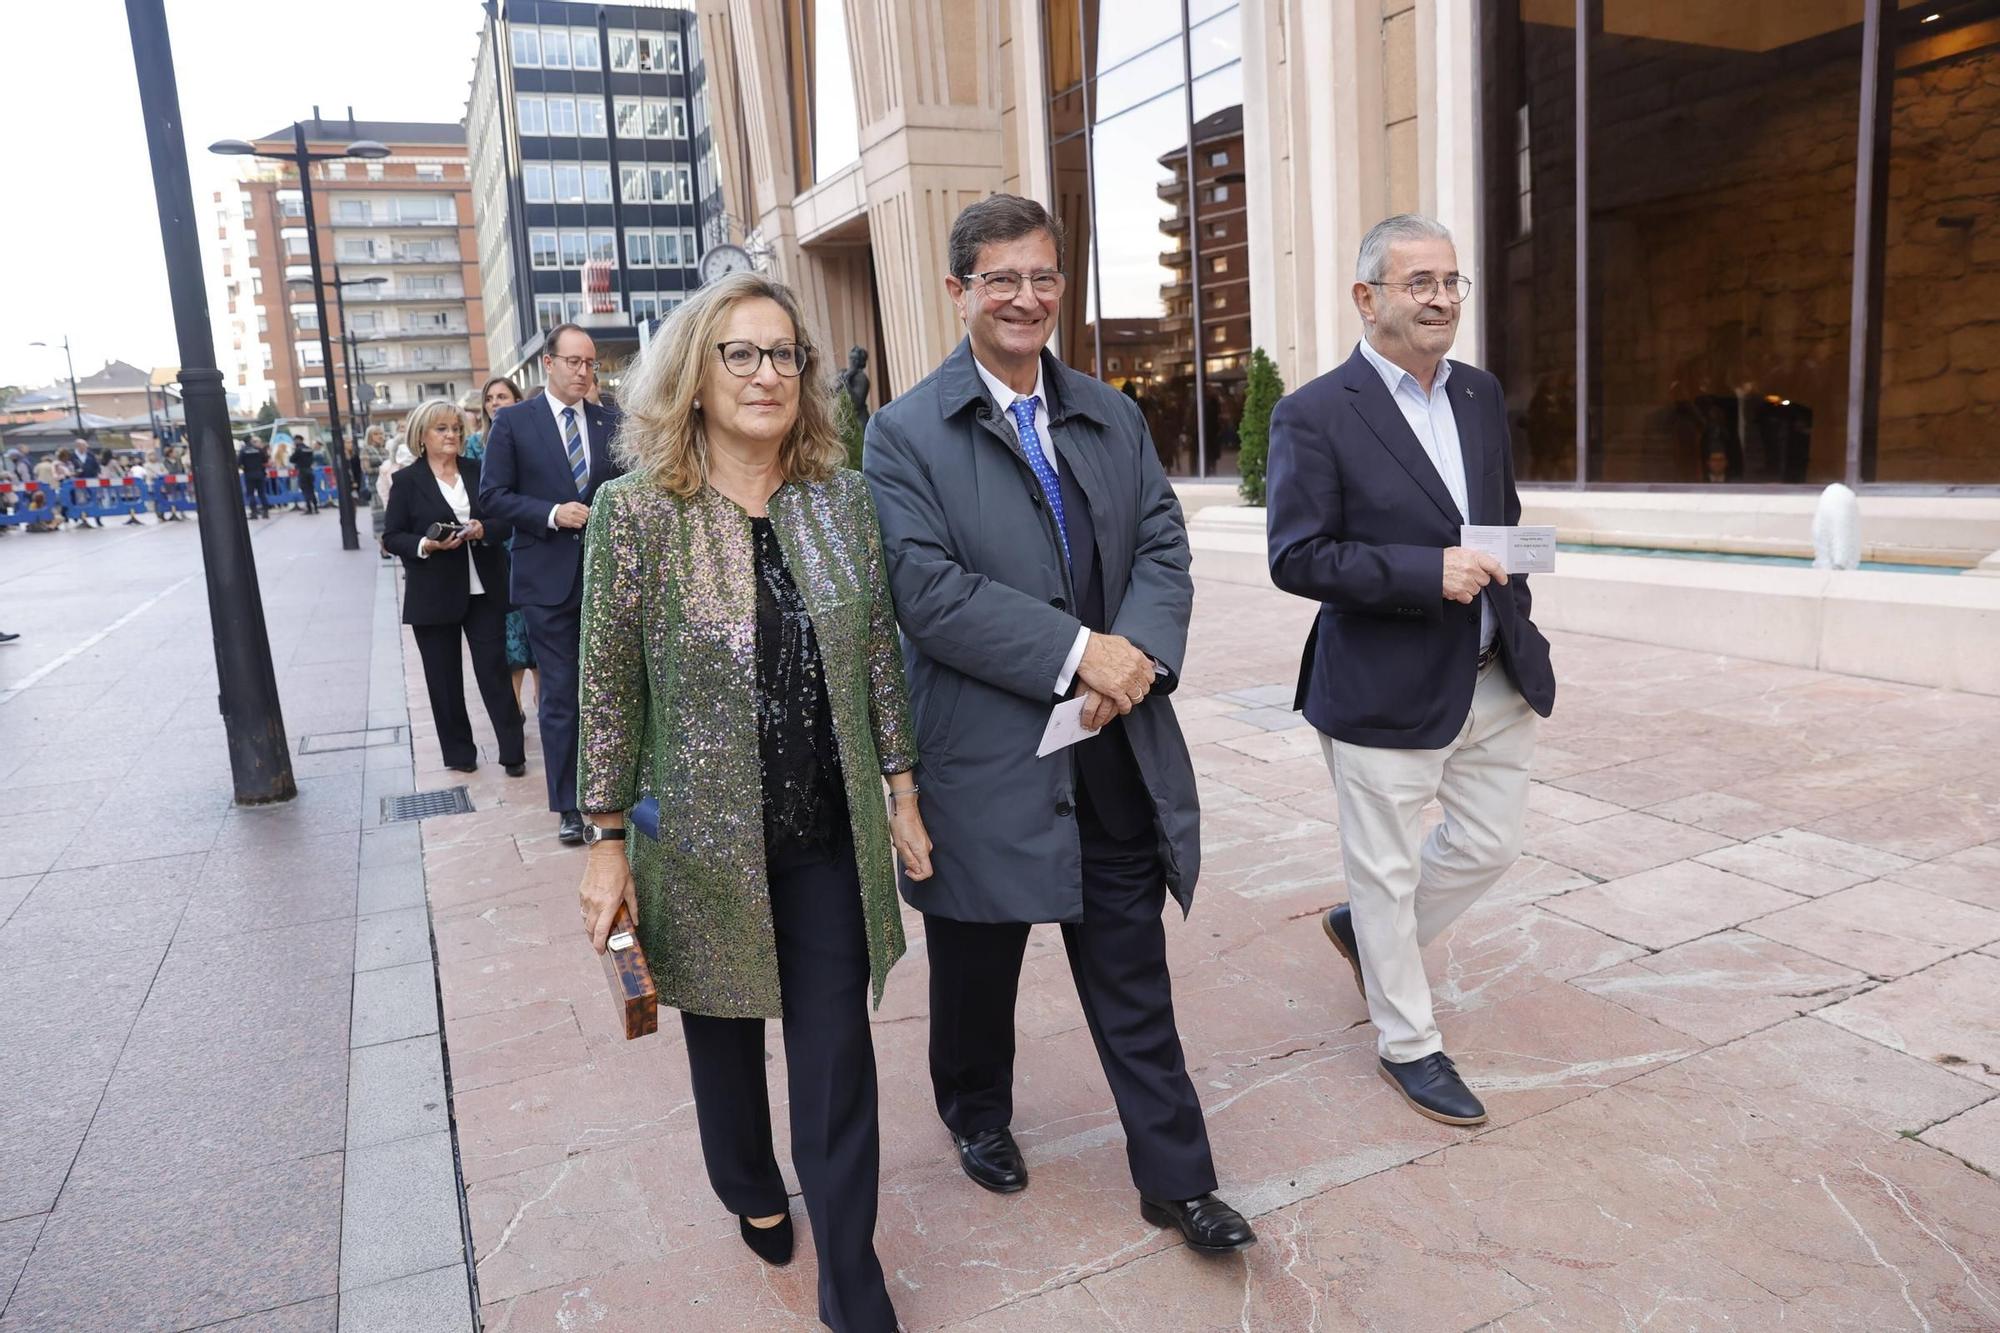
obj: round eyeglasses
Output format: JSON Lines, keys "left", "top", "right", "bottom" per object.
{"left": 1370, "top": 275, "right": 1473, "bottom": 304}
{"left": 715, "top": 341, "right": 808, "bottom": 378}
{"left": 960, "top": 270, "right": 1065, "bottom": 300}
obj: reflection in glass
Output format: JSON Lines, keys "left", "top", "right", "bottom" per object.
{"left": 1587, "top": 4, "right": 1859, "bottom": 483}
{"left": 1876, "top": 8, "right": 2000, "bottom": 483}
{"left": 813, "top": 0, "right": 861, "bottom": 179}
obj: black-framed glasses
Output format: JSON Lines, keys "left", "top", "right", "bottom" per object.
{"left": 548, "top": 353, "right": 600, "bottom": 371}
{"left": 1371, "top": 275, "right": 1473, "bottom": 304}
{"left": 716, "top": 340, "right": 808, "bottom": 378}
{"left": 960, "top": 269, "right": 1065, "bottom": 299}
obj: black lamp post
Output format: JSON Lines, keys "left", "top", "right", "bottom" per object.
{"left": 210, "top": 127, "right": 389, "bottom": 552}
{"left": 332, "top": 268, "right": 387, "bottom": 478}
{"left": 124, "top": 0, "right": 295, "bottom": 804}
{"left": 29, "top": 335, "right": 85, "bottom": 437}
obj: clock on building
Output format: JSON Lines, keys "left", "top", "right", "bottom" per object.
{"left": 698, "top": 243, "right": 755, "bottom": 285}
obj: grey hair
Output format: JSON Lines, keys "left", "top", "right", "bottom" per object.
{"left": 1355, "top": 213, "right": 1454, "bottom": 283}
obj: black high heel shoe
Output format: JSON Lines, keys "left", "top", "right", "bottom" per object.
{"left": 738, "top": 1213, "right": 794, "bottom": 1265}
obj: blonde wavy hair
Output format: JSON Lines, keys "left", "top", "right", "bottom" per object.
{"left": 402, "top": 399, "right": 463, "bottom": 459}
{"left": 612, "top": 271, "right": 844, "bottom": 498}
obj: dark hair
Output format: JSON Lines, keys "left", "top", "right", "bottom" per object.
{"left": 543, "top": 323, "right": 593, "bottom": 357}
{"left": 479, "top": 375, "right": 524, "bottom": 427}
{"left": 947, "top": 194, "right": 1066, "bottom": 280}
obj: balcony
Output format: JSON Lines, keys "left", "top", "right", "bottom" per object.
{"left": 333, "top": 250, "right": 463, "bottom": 266}
{"left": 328, "top": 215, "right": 458, "bottom": 229}
{"left": 358, "top": 359, "right": 475, "bottom": 375}
{"left": 1156, "top": 179, "right": 1187, "bottom": 202}
{"left": 351, "top": 327, "right": 471, "bottom": 342}
{"left": 299, "top": 285, "right": 466, "bottom": 304}
{"left": 1160, "top": 248, "right": 1192, "bottom": 268}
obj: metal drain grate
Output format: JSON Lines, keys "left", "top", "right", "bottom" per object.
{"left": 301, "top": 726, "right": 407, "bottom": 754}
{"left": 381, "top": 787, "right": 475, "bottom": 823}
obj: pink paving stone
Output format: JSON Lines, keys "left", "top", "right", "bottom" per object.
{"left": 480, "top": 1240, "right": 825, "bottom": 1333}
{"left": 1807, "top": 774, "right": 2000, "bottom": 862}
{"left": 1884, "top": 842, "right": 2000, "bottom": 913}
{"left": 1523, "top": 810, "right": 1734, "bottom": 881}
{"left": 1694, "top": 841, "right": 1872, "bottom": 897}
{"left": 1570, "top": 930, "right": 1871, "bottom": 1044}
{"left": 1816, "top": 952, "right": 2000, "bottom": 1088}
{"left": 1426, "top": 904, "right": 1646, "bottom": 1015}
{"left": 1474, "top": 852, "right": 1595, "bottom": 911}
{"left": 444, "top": 999, "right": 592, "bottom": 1093}
{"left": 1923, "top": 1099, "right": 2000, "bottom": 1177}
{"left": 1547, "top": 756, "right": 1719, "bottom": 811}
{"left": 1748, "top": 827, "right": 1915, "bottom": 877}
{"left": 1746, "top": 879, "right": 2000, "bottom": 978}
{"left": 1528, "top": 780, "right": 1626, "bottom": 824}
{"left": 1541, "top": 860, "right": 1804, "bottom": 950}
{"left": 437, "top": 937, "right": 605, "bottom": 1023}
{"left": 1646, "top": 789, "right": 1798, "bottom": 841}
{"left": 467, "top": 1146, "right": 663, "bottom": 1304}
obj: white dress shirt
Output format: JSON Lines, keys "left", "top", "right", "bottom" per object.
{"left": 971, "top": 355, "right": 1092, "bottom": 695}
{"left": 544, "top": 390, "right": 588, "bottom": 530}
{"left": 420, "top": 468, "right": 486, "bottom": 597}
{"left": 1356, "top": 337, "right": 1494, "bottom": 651}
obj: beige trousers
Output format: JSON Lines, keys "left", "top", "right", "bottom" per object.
{"left": 1319, "top": 661, "right": 1539, "bottom": 1061}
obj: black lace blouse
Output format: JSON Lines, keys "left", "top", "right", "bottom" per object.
{"left": 751, "top": 516, "right": 849, "bottom": 863}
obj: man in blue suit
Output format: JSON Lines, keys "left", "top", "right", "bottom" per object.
{"left": 1266, "top": 214, "right": 1555, "bottom": 1128}
{"left": 478, "top": 325, "right": 624, "bottom": 844}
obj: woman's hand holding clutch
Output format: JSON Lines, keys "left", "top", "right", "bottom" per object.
{"left": 889, "top": 793, "right": 934, "bottom": 881}
{"left": 580, "top": 843, "right": 639, "bottom": 953}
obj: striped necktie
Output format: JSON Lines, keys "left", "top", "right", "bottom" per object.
{"left": 1008, "top": 395, "right": 1069, "bottom": 568}
{"left": 561, "top": 406, "right": 588, "bottom": 493}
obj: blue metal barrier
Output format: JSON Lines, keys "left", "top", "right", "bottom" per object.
{"left": 0, "top": 481, "right": 54, "bottom": 528}
{"left": 65, "top": 477, "right": 149, "bottom": 523}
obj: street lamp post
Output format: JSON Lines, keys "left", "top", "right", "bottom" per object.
{"left": 29, "top": 335, "right": 85, "bottom": 437}
{"left": 210, "top": 128, "right": 388, "bottom": 552}
{"left": 332, "top": 268, "right": 386, "bottom": 480}
{"left": 124, "top": 0, "right": 295, "bottom": 804}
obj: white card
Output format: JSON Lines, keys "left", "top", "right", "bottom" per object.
{"left": 1460, "top": 524, "right": 1557, "bottom": 575}
{"left": 1036, "top": 697, "right": 1097, "bottom": 758}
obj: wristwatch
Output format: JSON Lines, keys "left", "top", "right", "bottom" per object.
{"left": 581, "top": 822, "right": 627, "bottom": 846}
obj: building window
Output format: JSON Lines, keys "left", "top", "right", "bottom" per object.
{"left": 1209, "top": 149, "right": 1230, "bottom": 168}
{"left": 517, "top": 95, "right": 547, "bottom": 136}
{"left": 530, "top": 229, "right": 559, "bottom": 269}
{"left": 656, "top": 228, "right": 681, "bottom": 267}
{"left": 554, "top": 164, "right": 583, "bottom": 202}
{"left": 578, "top": 99, "right": 606, "bottom": 137}
{"left": 279, "top": 192, "right": 304, "bottom": 218}
{"left": 302, "top": 383, "right": 326, "bottom": 403}
{"left": 609, "top": 29, "right": 638, "bottom": 71}
{"left": 614, "top": 98, "right": 643, "bottom": 139}
{"left": 626, "top": 229, "right": 653, "bottom": 266}
{"left": 324, "top": 163, "right": 345, "bottom": 180}
{"left": 666, "top": 32, "right": 684, "bottom": 73}
{"left": 510, "top": 26, "right": 540, "bottom": 67}
{"left": 547, "top": 96, "right": 577, "bottom": 136}
{"left": 535, "top": 296, "right": 564, "bottom": 332}
{"left": 583, "top": 164, "right": 612, "bottom": 203}
{"left": 416, "top": 163, "right": 444, "bottom": 182}
{"left": 523, "top": 164, "right": 552, "bottom": 202}
{"left": 638, "top": 32, "right": 667, "bottom": 71}
{"left": 560, "top": 230, "right": 587, "bottom": 268}
{"left": 648, "top": 167, "right": 674, "bottom": 203}
{"left": 631, "top": 295, "right": 657, "bottom": 324}
{"left": 572, "top": 28, "right": 600, "bottom": 70}
{"left": 588, "top": 229, "right": 617, "bottom": 263}
{"left": 1204, "top": 184, "right": 1229, "bottom": 204}
{"left": 564, "top": 295, "right": 587, "bottom": 322}
{"left": 541, "top": 26, "right": 571, "bottom": 69}
{"left": 366, "top": 162, "right": 384, "bottom": 181}
{"left": 674, "top": 165, "right": 692, "bottom": 203}
{"left": 1209, "top": 255, "right": 1228, "bottom": 274}
{"left": 620, "top": 165, "right": 648, "bottom": 204}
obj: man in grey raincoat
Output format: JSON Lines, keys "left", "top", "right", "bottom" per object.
{"left": 864, "top": 194, "right": 1254, "bottom": 1256}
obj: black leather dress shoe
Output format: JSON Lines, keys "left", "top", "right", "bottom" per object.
{"left": 504, "top": 761, "right": 527, "bottom": 778}
{"left": 1379, "top": 1052, "right": 1487, "bottom": 1125}
{"left": 952, "top": 1127, "right": 1028, "bottom": 1194}
{"left": 1321, "top": 904, "right": 1364, "bottom": 999}
{"left": 738, "top": 1213, "right": 794, "bottom": 1265}
{"left": 447, "top": 762, "right": 478, "bottom": 774}
{"left": 1140, "top": 1193, "right": 1257, "bottom": 1254}
{"left": 558, "top": 810, "right": 586, "bottom": 844}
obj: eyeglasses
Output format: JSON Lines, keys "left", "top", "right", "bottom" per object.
{"left": 961, "top": 269, "right": 1065, "bottom": 299}
{"left": 548, "top": 354, "right": 600, "bottom": 372}
{"left": 716, "top": 340, "right": 808, "bottom": 378}
{"left": 1371, "top": 275, "right": 1473, "bottom": 304}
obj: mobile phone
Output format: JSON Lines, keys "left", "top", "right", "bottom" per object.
{"left": 425, "top": 520, "right": 465, "bottom": 542}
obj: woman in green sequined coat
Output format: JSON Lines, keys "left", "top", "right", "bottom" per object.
{"left": 575, "top": 272, "right": 928, "bottom": 1333}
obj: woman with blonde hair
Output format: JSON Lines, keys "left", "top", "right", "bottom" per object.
{"left": 382, "top": 399, "right": 527, "bottom": 777}
{"left": 575, "top": 272, "right": 928, "bottom": 1333}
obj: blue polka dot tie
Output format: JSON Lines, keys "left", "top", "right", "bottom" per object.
{"left": 1008, "top": 395, "right": 1070, "bottom": 568}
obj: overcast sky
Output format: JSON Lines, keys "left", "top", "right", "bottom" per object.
{"left": 0, "top": 0, "right": 487, "bottom": 390}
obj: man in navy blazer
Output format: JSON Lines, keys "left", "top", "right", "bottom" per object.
{"left": 478, "top": 324, "right": 625, "bottom": 844}
{"left": 1266, "top": 214, "right": 1555, "bottom": 1128}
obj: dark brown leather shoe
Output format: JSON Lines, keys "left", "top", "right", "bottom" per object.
{"left": 952, "top": 1126, "right": 1027, "bottom": 1194}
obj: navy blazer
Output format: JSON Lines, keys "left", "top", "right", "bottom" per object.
{"left": 1266, "top": 345, "right": 1555, "bottom": 749}
{"left": 476, "top": 395, "right": 624, "bottom": 608}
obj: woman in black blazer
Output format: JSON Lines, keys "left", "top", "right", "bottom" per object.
{"left": 383, "top": 400, "right": 528, "bottom": 776}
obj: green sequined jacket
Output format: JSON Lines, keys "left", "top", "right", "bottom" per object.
{"left": 577, "top": 469, "right": 914, "bottom": 1018}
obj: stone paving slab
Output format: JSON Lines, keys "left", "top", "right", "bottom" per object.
{"left": 408, "top": 571, "right": 2000, "bottom": 1329}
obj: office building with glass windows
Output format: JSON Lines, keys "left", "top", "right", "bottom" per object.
{"left": 467, "top": 0, "right": 727, "bottom": 388}
{"left": 697, "top": 0, "right": 1996, "bottom": 493}
{"left": 233, "top": 116, "right": 488, "bottom": 428}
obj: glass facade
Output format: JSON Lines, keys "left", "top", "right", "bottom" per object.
{"left": 1481, "top": 1, "right": 2000, "bottom": 488}
{"left": 1042, "top": 0, "right": 1248, "bottom": 477}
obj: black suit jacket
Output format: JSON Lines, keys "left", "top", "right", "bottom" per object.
{"left": 1266, "top": 345, "right": 1556, "bottom": 749}
{"left": 475, "top": 395, "right": 623, "bottom": 608}
{"left": 383, "top": 457, "right": 514, "bottom": 626}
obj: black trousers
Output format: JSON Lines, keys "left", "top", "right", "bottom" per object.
{"left": 298, "top": 467, "right": 318, "bottom": 513}
{"left": 242, "top": 475, "right": 267, "bottom": 516}
{"left": 925, "top": 800, "right": 1218, "bottom": 1202}
{"left": 410, "top": 592, "right": 525, "bottom": 770}
{"left": 519, "top": 600, "right": 580, "bottom": 812}
{"left": 680, "top": 846, "right": 896, "bottom": 1333}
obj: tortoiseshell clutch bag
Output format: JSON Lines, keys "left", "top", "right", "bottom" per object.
{"left": 600, "top": 902, "right": 658, "bottom": 1040}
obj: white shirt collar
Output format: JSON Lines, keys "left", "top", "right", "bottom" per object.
{"left": 546, "top": 389, "right": 584, "bottom": 421}
{"left": 971, "top": 354, "right": 1046, "bottom": 416}
{"left": 1358, "top": 336, "right": 1452, "bottom": 398}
